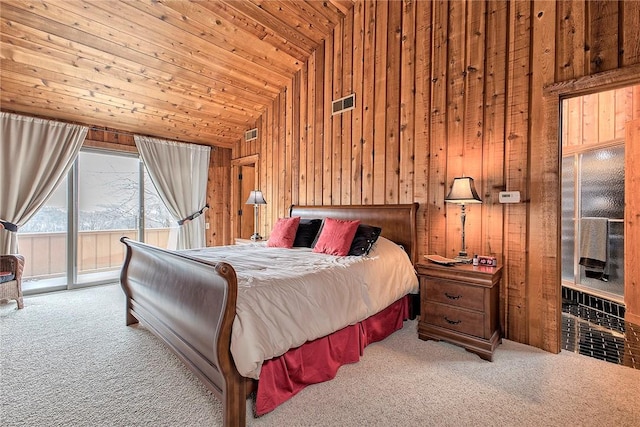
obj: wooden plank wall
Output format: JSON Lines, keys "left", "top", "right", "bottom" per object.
{"left": 626, "top": 118, "right": 640, "bottom": 326}
{"left": 562, "top": 86, "right": 636, "bottom": 150}
{"left": 232, "top": 0, "right": 640, "bottom": 352}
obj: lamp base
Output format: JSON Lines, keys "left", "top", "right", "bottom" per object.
{"left": 250, "top": 233, "right": 263, "bottom": 242}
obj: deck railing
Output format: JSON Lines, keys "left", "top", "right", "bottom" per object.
{"left": 18, "top": 228, "right": 170, "bottom": 280}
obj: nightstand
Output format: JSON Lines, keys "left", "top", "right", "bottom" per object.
{"left": 416, "top": 262, "right": 503, "bottom": 361}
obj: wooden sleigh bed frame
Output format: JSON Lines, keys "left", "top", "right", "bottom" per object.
{"left": 119, "top": 203, "right": 418, "bottom": 427}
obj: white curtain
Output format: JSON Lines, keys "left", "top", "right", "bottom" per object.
{"left": 134, "top": 135, "right": 210, "bottom": 250}
{"left": 0, "top": 112, "right": 87, "bottom": 254}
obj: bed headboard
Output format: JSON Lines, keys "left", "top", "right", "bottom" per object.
{"left": 289, "top": 203, "right": 419, "bottom": 265}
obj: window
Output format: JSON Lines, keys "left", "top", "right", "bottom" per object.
{"left": 18, "top": 175, "right": 68, "bottom": 290}
{"left": 561, "top": 146, "right": 625, "bottom": 297}
{"left": 143, "top": 168, "right": 173, "bottom": 247}
{"left": 77, "top": 151, "right": 140, "bottom": 284}
{"left": 19, "top": 149, "right": 173, "bottom": 294}
{"left": 560, "top": 87, "right": 633, "bottom": 302}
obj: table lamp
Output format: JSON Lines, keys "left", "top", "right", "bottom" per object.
{"left": 245, "top": 190, "right": 267, "bottom": 241}
{"left": 444, "top": 177, "right": 482, "bottom": 263}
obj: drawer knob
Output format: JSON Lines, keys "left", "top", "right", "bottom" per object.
{"left": 444, "top": 292, "right": 462, "bottom": 300}
{"left": 444, "top": 316, "right": 462, "bottom": 325}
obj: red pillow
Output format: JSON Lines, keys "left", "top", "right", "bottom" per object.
{"left": 267, "top": 217, "right": 301, "bottom": 248}
{"left": 312, "top": 218, "right": 361, "bottom": 256}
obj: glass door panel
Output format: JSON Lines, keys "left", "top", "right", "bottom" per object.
{"left": 143, "top": 168, "right": 173, "bottom": 248}
{"left": 578, "top": 146, "right": 625, "bottom": 295}
{"left": 19, "top": 175, "right": 68, "bottom": 293}
{"left": 77, "top": 151, "right": 140, "bottom": 283}
{"left": 561, "top": 156, "right": 575, "bottom": 283}
{"left": 561, "top": 145, "right": 625, "bottom": 300}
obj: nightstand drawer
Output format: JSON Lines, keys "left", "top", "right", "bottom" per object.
{"left": 424, "top": 302, "right": 485, "bottom": 338}
{"left": 423, "top": 279, "right": 484, "bottom": 311}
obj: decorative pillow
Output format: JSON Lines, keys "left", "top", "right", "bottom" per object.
{"left": 312, "top": 217, "right": 360, "bottom": 256}
{"left": 348, "top": 224, "right": 382, "bottom": 256}
{"left": 267, "top": 216, "right": 301, "bottom": 248}
{"left": 293, "top": 219, "right": 322, "bottom": 248}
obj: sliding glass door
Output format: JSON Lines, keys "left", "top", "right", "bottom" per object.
{"left": 76, "top": 150, "right": 141, "bottom": 284}
{"left": 19, "top": 148, "right": 172, "bottom": 294}
{"left": 18, "top": 174, "right": 68, "bottom": 291}
{"left": 143, "top": 168, "right": 172, "bottom": 248}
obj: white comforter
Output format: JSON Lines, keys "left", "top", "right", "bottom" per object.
{"left": 183, "top": 236, "right": 418, "bottom": 379}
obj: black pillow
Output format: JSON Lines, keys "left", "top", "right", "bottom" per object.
{"left": 293, "top": 219, "right": 322, "bottom": 248}
{"left": 348, "top": 224, "right": 382, "bottom": 256}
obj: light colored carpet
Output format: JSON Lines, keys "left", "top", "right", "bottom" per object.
{"left": 1, "top": 284, "right": 639, "bottom": 426}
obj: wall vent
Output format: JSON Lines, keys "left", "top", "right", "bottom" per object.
{"left": 331, "top": 93, "right": 355, "bottom": 115}
{"left": 245, "top": 128, "right": 258, "bottom": 141}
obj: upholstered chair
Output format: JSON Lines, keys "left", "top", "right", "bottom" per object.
{"left": 0, "top": 254, "right": 25, "bottom": 309}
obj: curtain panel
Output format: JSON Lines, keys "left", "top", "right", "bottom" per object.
{"left": 134, "top": 135, "right": 210, "bottom": 250}
{"left": 0, "top": 112, "right": 87, "bottom": 254}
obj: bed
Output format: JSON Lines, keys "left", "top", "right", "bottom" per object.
{"left": 119, "top": 203, "right": 419, "bottom": 427}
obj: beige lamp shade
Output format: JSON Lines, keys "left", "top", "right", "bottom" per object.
{"left": 245, "top": 190, "right": 267, "bottom": 205}
{"left": 445, "top": 177, "right": 482, "bottom": 204}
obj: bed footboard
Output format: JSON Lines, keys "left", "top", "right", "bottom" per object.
{"left": 119, "top": 237, "right": 247, "bottom": 427}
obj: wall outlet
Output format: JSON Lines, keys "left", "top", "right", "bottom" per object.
{"left": 205, "top": 223, "right": 210, "bottom": 229}
{"left": 499, "top": 191, "right": 521, "bottom": 203}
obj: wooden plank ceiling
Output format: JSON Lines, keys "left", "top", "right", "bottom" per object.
{"left": 0, "top": 0, "right": 352, "bottom": 148}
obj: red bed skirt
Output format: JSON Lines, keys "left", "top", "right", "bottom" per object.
{"left": 255, "top": 295, "right": 411, "bottom": 415}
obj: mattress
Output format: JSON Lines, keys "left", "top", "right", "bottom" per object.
{"left": 183, "top": 236, "right": 418, "bottom": 379}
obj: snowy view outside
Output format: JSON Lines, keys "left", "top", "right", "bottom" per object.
{"left": 20, "top": 151, "right": 173, "bottom": 233}
{"left": 18, "top": 151, "right": 174, "bottom": 284}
